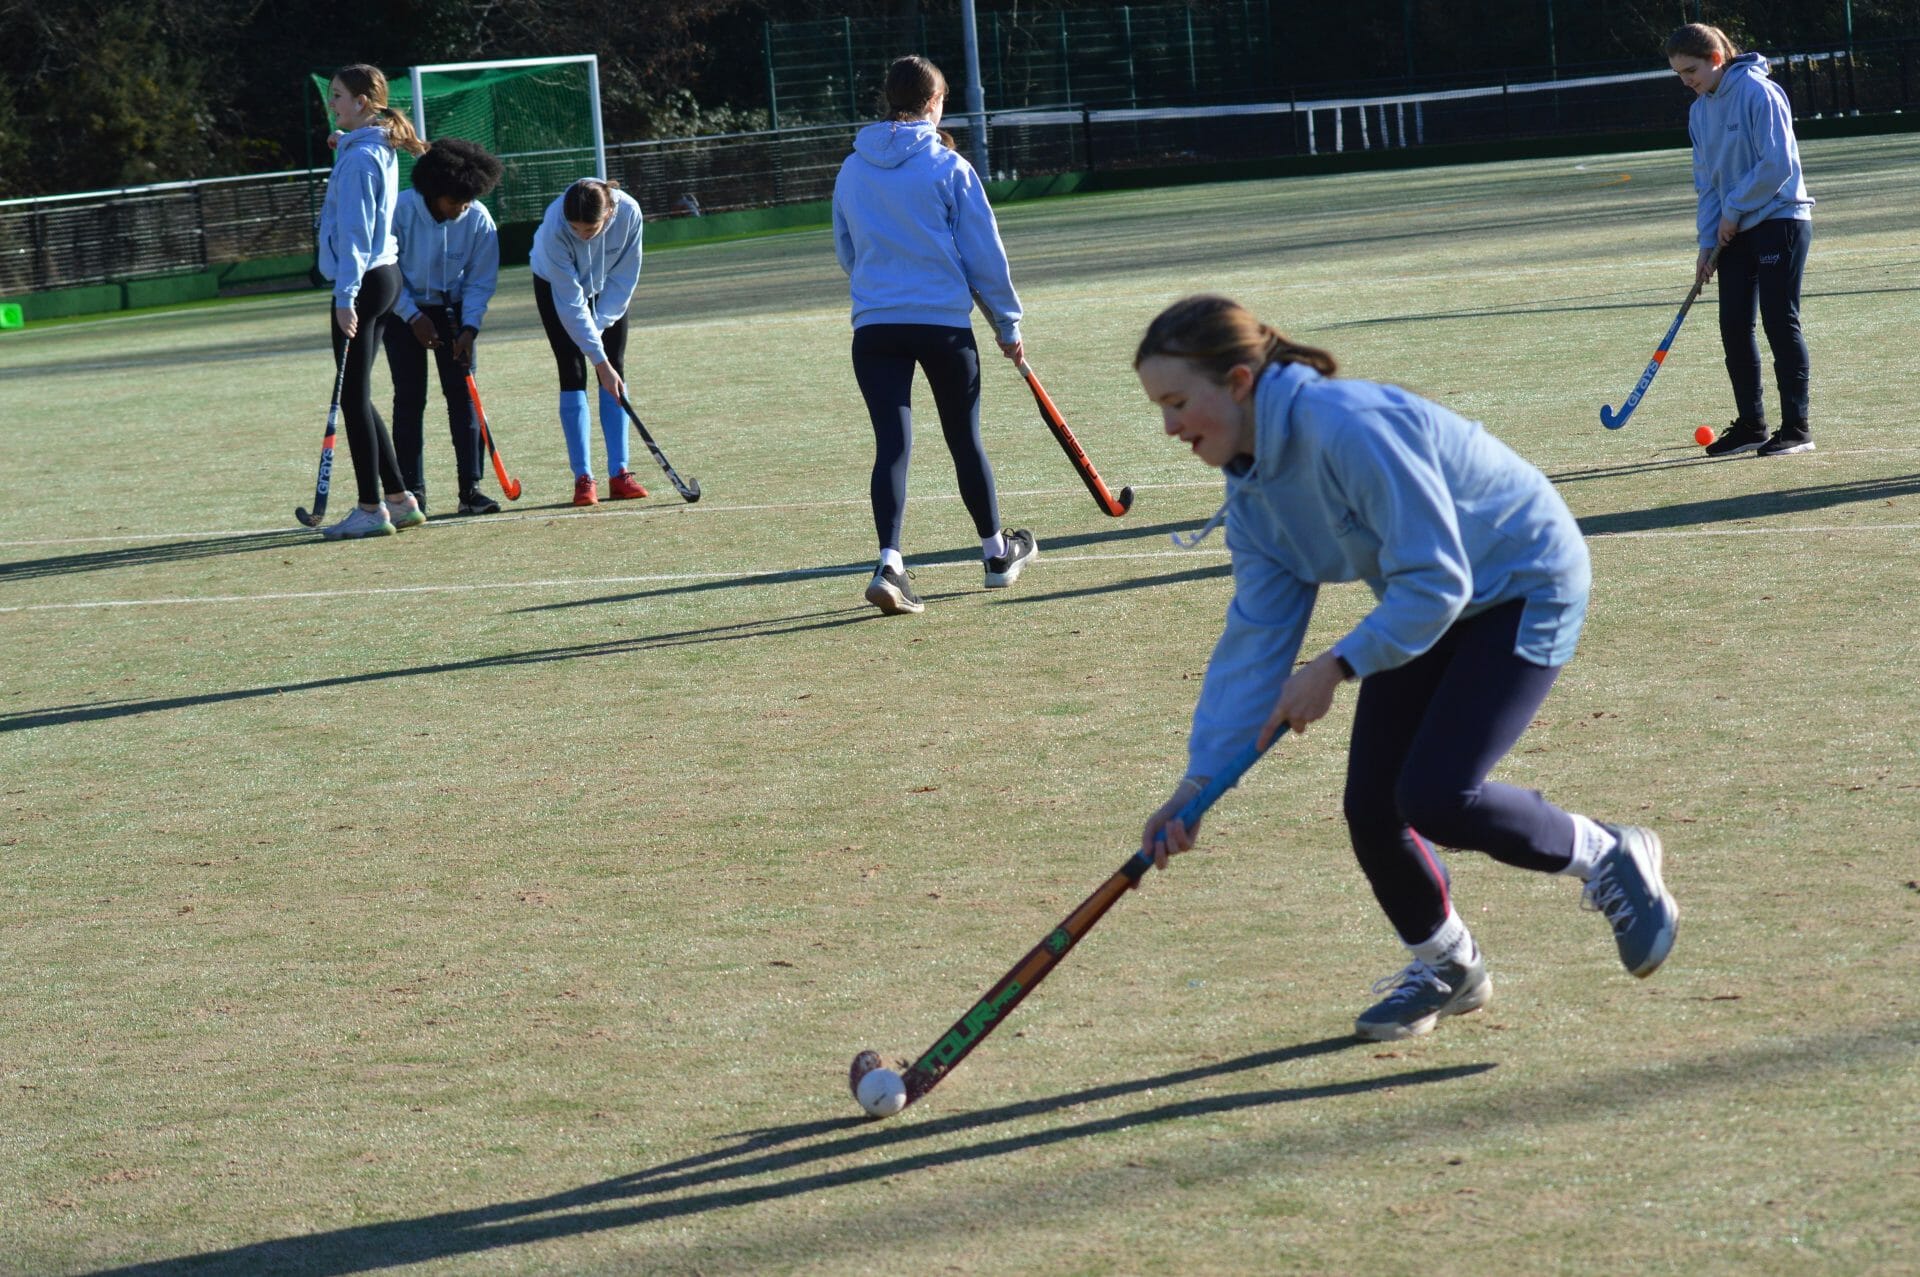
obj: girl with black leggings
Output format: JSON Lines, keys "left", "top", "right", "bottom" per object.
{"left": 1667, "top": 23, "right": 1816, "bottom": 458}
{"left": 1134, "top": 295, "right": 1679, "bottom": 1044}
{"left": 313, "top": 63, "right": 429, "bottom": 540}
{"left": 832, "top": 55, "right": 1036, "bottom": 615}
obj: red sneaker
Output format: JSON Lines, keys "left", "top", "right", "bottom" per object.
{"left": 572, "top": 475, "right": 599, "bottom": 506}
{"left": 608, "top": 469, "right": 649, "bottom": 500}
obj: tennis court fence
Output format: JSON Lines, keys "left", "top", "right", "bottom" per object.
{"left": 3, "top": 42, "right": 1911, "bottom": 299}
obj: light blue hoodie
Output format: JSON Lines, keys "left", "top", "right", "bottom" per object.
{"left": 832, "top": 120, "right": 1021, "bottom": 344}
{"left": 529, "top": 184, "right": 644, "bottom": 366}
{"left": 1688, "top": 52, "right": 1813, "bottom": 248}
{"left": 391, "top": 189, "right": 500, "bottom": 330}
{"left": 1184, "top": 361, "right": 1590, "bottom": 780}
{"left": 316, "top": 125, "right": 399, "bottom": 309}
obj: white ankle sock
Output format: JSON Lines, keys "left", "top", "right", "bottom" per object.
{"left": 1562, "top": 813, "right": 1617, "bottom": 879}
{"left": 981, "top": 531, "right": 1008, "bottom": 561}
{"left": 878, "top": 548, "right": 904, "bottom": 573}
{"left": 1409, "top": 910, "right": 1474, "bottom": 969}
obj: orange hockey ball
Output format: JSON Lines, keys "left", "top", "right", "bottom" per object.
{"left": 1694, "top": 425, "right": 1716, "bottom": 446}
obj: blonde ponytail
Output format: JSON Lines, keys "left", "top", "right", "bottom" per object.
{"left": 379, "top": 106, "right": 428, "bottom": 158}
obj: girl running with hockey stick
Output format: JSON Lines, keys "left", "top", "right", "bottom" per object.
{"left": 530, "top": 178, "right": 648, "bottom": 506}
{"left": 1668, "top": 23, "right": 1816, "bottom": 458}
{"left": 385, "top": 138, "right": 505, "bottom": 516}
{"left": 1134, "top": 295, "right": 1679, "bottom": 1042}
{"left": 832, "top": 54, "right": 1036, "bottom": 616}
{"left": 313, "top": 64, "right": 429, "bottom": 540}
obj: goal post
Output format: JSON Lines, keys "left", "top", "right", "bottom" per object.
{"left": 311, "top": 55, "right": 605, "bottom": 225}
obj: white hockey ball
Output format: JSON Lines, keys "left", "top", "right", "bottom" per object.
{"left": 855, "top": 1066, "right": 908, "bottom": 1117}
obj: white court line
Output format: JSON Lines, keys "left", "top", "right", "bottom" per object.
{"left": 8, "top": 440, "right": 1920, "bottom": 550}
{"left": 6, "top": 522, "right": 1920, "bottom": 615}
{"left": 0, "top": 547, "right": 1226, "bottom": 614}
{"left": 0, "top": 481, "right": 1219, "bottom": 550}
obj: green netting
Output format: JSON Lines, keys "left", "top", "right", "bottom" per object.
{"left": 310, "top": 61, "right": 599, "bottom": 225}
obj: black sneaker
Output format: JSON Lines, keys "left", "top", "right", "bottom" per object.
{"left": 984, "top": 528, "right": 1037, "bottom": 588}
{"left": 865, "top": 565, "right": 924, "bottom": 615}
{"left": 1703, "top": 418, "right": 1768, "bottom": 457}
{"left": 1756, "top": 425, "right": 1814, "bottom": 457}
{"left": 458, "top": 489, "right": 501, "bottom": 515}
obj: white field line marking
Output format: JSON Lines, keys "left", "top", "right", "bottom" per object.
{"left": 9, "top": 439, "right": 1920, "bottom": 551}
{"left": 0, "top": 481, "right": 1219, "bottom": 550}
{"left": 0, "top": 547, "right": 1228, "bottom": 614}
{"left": 7, "top": 521, "right": 1920, "bottom": 615}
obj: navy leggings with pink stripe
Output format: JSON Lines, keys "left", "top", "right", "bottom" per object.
{"left": 1342, "top": 600, "right": 1577, "bottom": 946}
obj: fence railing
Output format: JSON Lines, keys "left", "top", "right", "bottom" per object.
{"left": 4, "top": 40, "right": 1914, "bottom": 298}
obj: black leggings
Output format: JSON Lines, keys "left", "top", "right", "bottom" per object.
{"left": 851, "top": 323, "right": 999, "bottom": 551}
{"left": 382, "top": 303, "right": 479, "bottom": 499}
{"left": 329, "top": 263, "right": 406, "bottom": 507}
{"left": 1718, "top": 217, "right": 1812, "bottom": 428}
{"left": 1342, "top": 601, "right": 1576, "bottom": 946}
{"left": 533, "top": 275, "right": 627, "bottom": 390}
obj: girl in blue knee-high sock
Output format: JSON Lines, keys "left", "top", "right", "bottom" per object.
{"left": 531, "top": 178, "right": 648, "bottom": 506}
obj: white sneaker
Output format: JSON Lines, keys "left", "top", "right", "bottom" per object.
{"left": 320, "top": 506, "right": 396, "bottom": 540}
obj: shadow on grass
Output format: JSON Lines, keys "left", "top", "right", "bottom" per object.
{"left": 0, "top": 605, "right": 887, "bottom": 734}
{"left": 993, "top": 561, "right": 1232, "bottom": 605}
{"left": 516, "top": 520, "right": 1203, "bottom": 613}
{"left": 91, "top": 1035, "right": 1485, "bottom": 1276}
{"left": 1328, "top": 282, "right": 1920, "bottom": 331}
{"left": 0, "top": 528, "right": 315, "bottom": 584}
{"left": 1576, "top": 472, "right": 1920, "bottom": 535}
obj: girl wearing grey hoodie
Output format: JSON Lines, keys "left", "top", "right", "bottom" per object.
{"left": 832, "top": 55, "right": 1036, "bottom": 616}
{"left": 1667, "top": 23, "right": 1815, "bottom": 458}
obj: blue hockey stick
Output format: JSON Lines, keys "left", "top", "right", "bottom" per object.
{"left": 1599, "top": 246, "right": 1721, "bottom": 431}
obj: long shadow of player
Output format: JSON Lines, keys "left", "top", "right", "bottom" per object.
{"left": 0, "top": 528, "right": 312, "bottom": 585}
{"left": 0, "top": 604, "right": 886, "bottom": 734}
{"left": 90, "top": 1036, "right": 1493, "bottom": 1276}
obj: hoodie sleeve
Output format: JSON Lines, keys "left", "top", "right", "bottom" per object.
{"left": 1722, "top": 78, "right": 1798, "bottom": 230}
{"left": 1322, "top": 408, "right": 1473, "bottom": 678}
{"left": 389, "top": 199, "right": 422, "bottom": 324}
{"left": 531, "top": 224, "right": 607, "bottom": 365}
{"left": 831, "top": 188, "right": 856, "bottom": 276}
{"left": 328, "top": 151, "right": 383, "bottom": 310}
{"left": 1186, "top": 512, "right": 1318, "bottom": 780}
{"left": 592, "top": 206, "right": 643, "bottom": 331}
{"left": 461, "top": 210, "right": 500, "bottom": 331}
{"left": 946, "top": 162, "right": 1022, "bottom": 345}
{"left": 1689, "top": 105, "right": 1722, "bottom": 249}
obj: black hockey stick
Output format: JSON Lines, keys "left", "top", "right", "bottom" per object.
{"left": 614, "top": 391, "right": 701, "bottom": 503}
{"left": 295, "top": 338, "right": 351, "bottom": 528}
{"left": 1600, "top": 245, "right": 1722, "bottom": 430}
{"left": 856, "top": 728, "right": 1283, "bottom": 1111}
{"left": 1018, "top": 359, "right": 1134, "bottom": 517}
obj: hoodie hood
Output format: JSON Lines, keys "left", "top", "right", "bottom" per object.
{"left": 335, "top": 124, "right": 389, "bottom": 162}
{"left": 1709, "top": 51, "right": 1772, "bottom": 97}
{"left": 853, "top": 120, "right": 939, "bottom": 170}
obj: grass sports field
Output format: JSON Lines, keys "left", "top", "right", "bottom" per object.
{"left": 4, "top": 135, "right": 1918, "bottom": 1275}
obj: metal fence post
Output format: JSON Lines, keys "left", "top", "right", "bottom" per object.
{"left": 1060, "top": 11, "right": 1072, "bottom": 107}
{"left": 764, "top": 22, "right": 780, "bottom": 130}
{"left": 844, "top": 17, "right": 857, "bottom": 122}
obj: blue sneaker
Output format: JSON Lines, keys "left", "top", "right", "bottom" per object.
{"left": 1354, "top": 952, "right": 1490, "bottom": 1042}
{"left": 1585, "top": 825, "right": 1679, "bottom": 977}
